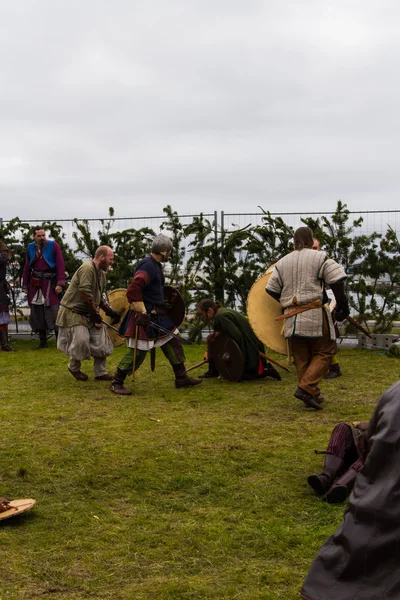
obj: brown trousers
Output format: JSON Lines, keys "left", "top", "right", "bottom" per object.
{"left": 290, "top": 315, "right": 336, "bottom": 398}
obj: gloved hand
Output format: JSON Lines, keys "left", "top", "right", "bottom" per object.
{"left": 333, "top": 300, "right": 350, "bottom": 322}
{"left": 151, "top": 301, "right": 173, "bottom": 315}
{"left": 109, "top": 309, "right": 122, "bottom": 325}
{"left": 136, "top": 312, "right": 151, "bottom": 330}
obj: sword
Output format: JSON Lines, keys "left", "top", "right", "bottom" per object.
{"left": 259, "top": 351, "right": 290, "bottom": 372}
{"left": 150, "top": 347, "right": 156, "bottom": 372}
{"left": 8, "top": 283, "right": 18, "bottom": 334}
{"left": 148, "top": 321, "right": 194, "bottom": 344}
{"left": 186, "top": 359, "right": 208, "bottom": 373}
{"left": 132, "top": 325, "right": 139, "bottom": 382}
{"left": 345, "top": 315, "right": 372, "bottom": 339}
{"left": 101, "top": 319, "right": 194, "bottom": 345}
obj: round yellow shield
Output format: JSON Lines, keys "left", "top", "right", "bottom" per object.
{"left": 100, "top": 288, "right": 129, "bottom": 347}
{"left": 246, "top": 265, "right": 287, "bottom": 356}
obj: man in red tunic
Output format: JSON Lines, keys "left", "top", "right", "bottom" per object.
{"left": 110, "top": 234, "right": 202, "bottom": 395}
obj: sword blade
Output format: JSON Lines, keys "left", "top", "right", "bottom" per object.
{"left": 149, "top": 321, "right": 194, "bottom": 345}
{"left": 101, "top": 319, "right": 193, "bottom": 345}
{"left": 101, "top": 320, "right": 124, "bottom": 335}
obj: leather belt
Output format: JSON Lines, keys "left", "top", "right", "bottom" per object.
{"left": 275, "top": 299, "right": 322, "bottom": 321}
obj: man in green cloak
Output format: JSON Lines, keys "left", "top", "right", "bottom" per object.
{"left": 196, "top": 299, "right": 281, "bottom": 381}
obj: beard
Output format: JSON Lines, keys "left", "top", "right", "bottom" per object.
{"left": 100, "top": 260, "right": 112, "bottom": 273}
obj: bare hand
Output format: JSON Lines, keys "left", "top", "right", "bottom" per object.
{"left": 55, "top": 285, "right": 62, "bottom": 294}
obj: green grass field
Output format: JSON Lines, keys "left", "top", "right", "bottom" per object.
{"left": 0, "top": 340, "right": 398, "bottom": 600}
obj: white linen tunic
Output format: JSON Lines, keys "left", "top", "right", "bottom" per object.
{"left": 266, "top": 249, "right": 346, "bottom": 339}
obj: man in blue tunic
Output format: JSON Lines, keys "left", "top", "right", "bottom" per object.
{"left": 22, "top": 227, "right": 66, "bottom": 348}
{"left": 110, "top": 234, "right": 202, "bottom": 395}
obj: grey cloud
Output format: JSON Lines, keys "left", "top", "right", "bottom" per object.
{"left": 1, "top": 1, "right": 400, "bottom": 221}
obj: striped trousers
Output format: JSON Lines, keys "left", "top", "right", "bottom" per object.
{"left": 326, "top": 422, "right": 364, "bottom": 471}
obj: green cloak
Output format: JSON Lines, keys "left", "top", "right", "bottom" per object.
{"left": 213, "top": 308, "right": 264, "bottom": 379}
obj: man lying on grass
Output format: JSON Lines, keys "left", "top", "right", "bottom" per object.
{"left": 307, "top": 420, "right": 369, "bottom": 503}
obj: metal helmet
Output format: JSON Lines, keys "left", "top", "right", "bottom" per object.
{"left": 151, "top": 234, "right": 173, "bottom": 257}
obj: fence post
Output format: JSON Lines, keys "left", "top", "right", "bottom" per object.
{"left": 220, "top": 211, "right": 224, "bottom": 303}
{"left": 213, "top": 211, "right": 224, "bottom": 303}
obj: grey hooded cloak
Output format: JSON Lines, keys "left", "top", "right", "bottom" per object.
{"left": 301, "top": 380, "right": 400, "bottom": 600}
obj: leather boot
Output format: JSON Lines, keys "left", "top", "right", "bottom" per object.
{"left": 307, "top": 454, "right": 344, "bottom": 496}
{"left": 199, "top": 359, "right": 219, "bottom": 379}
{"left": 173, "top": 364, "right": 202, "bottom": 389}
{"left": 0, "top": 330, "right": 14, "bottom": 352}
{"left": 110, "top": 368, "right": 132, "bottom": 395}
{"left": 324, "top": 364, "right": 342, "bottom": 379}
{"left": 323, "top": 467, "right": 358, "bottom": 503}
{"left": 68, "top": 367, "right": 88, "bottom": 381}
{"left": 294, "top": 387, "right": 323, "bottom": 410}
{"left": 261, "top": 362, "right": 281, "bottom": 381}
{"left": 34, "top": 330, "right": 48, "bottom": 349}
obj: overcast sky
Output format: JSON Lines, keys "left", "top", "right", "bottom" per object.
{"left": 1, "top": 1, "right": 399, "bottom": 222}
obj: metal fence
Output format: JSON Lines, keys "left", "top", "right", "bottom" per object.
{"left": 4, "top": 208, "right": 400, "bottom": 335}
{"left": 221, "top": 209, "right": 400, "bottom": 237}
{"left": 3, "top": 209, "right": 399, "bottom": 246}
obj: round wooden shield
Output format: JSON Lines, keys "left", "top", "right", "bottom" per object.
{"left": 100, "top": 288, "right": 129, "bottom": 347}
{"left": 211, "top": 334, "right": 244, "bottom": 382}
{"left": 246, "top": 265, "right": 287, "bottom": 356}
{"left": 0, "top": 498, "right": 36, "bottom": 521}
{"left": 164, "top": 285, "right": 185, "bottom": 328}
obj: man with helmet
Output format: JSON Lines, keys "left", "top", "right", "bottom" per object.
{"left": 110, "top": 234, "right": 202, "bottom": 395}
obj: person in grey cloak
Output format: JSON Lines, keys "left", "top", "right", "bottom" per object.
{"left": 301, "top": 379, "right": 400, "bottom": 600}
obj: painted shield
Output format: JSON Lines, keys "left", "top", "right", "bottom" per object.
{"left": 246, "top": 265, "right": 287, "bottom": 356}
{"left": 163, "top": 285, "right": 185, "bottom": 328}
{"left": 100, "top": 288, "right": 129, "bottom": 347}
{"left": 211, "top": 334, "right": 244, "bottom": 382}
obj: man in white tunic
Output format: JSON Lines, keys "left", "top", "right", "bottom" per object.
{"left": 266, "top": 227, "right": 348, "bottom": 410}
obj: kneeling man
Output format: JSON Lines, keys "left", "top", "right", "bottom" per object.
{"left": 196, "top": 299, "right": 281, "bottom": 381}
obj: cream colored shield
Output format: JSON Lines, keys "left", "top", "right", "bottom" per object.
{"left": 0, "top": 498, "right": 36, "bottom": 521}
{"left": 246, "top": 265, "right": 287, "bottom": 355}
{"left": 100, "top": 288, "right": 129, "bottom": 347}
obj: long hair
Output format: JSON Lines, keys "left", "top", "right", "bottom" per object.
{"left": 293, "top": 227, "right": 314, "bottom": 250}
{"left": 196, "top": 298, "right": 222, "bottom": 313}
